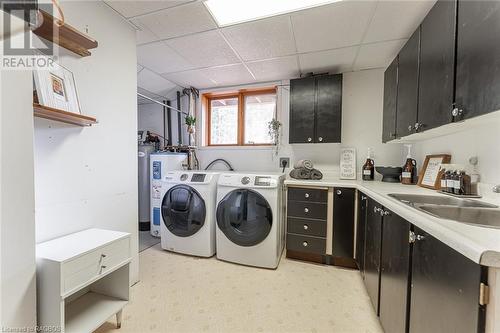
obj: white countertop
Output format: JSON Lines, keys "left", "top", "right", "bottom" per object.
{"left": 285, "top": 177, "right": 500, "bottom": 267}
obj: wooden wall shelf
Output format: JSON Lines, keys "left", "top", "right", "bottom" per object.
{"left": 33, "top": 10, "right": 98, "bottom": 57}
{"left": 34, "top": 103, "right": 97, "bottom": 126}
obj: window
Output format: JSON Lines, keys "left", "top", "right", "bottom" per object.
{"left": 205, "top": 88, "right": 277, "bottom": 146}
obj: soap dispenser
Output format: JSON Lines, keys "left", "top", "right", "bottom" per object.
{"left": 402, "top": 144, "right": 417, "bottom": 185}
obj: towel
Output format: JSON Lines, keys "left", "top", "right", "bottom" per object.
{"left": 289, "top": 167, "right": 311, "bottom": 180}
{"left": 293, "top": 159, "right": 314, "bottom": 170}
{"left": 310, "top": 169, "right": 323, "bottom": 180}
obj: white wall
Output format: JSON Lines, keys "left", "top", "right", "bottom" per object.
{"left": 196, "top": 69, "right": 404, "bottom": 175}
{"left": 412, "top": 115, "right": 500, "bottom": 186}
{"left": 0, "top": 20, "right": 36, "bottom": 328}
{"left": 33, "top": 1, "right": 140, "bottom": 283}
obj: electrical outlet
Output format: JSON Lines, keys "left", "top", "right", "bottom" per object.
{"left": 279, "top": 157, "right": 290, "bottom": 169}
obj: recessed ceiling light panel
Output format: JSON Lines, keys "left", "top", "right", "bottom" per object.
{"left": 204, "top": 0, "right": 343, "bottom": 27}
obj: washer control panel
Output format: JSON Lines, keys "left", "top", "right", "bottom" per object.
{"left": 191, "top": 174, "right": 206, "bottom": 182}
{"left": 241, "top": 176, "right": 251, "bottom": 185}
{"left": 180, "top": 173, "right": 189, "bottom": 181}
{"left": 254, "top": 176, "right": 272, "bottom": 186}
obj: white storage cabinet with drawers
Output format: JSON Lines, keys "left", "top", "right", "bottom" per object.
{"left": 36, "top": 228, "right": 131, "bottom": 333}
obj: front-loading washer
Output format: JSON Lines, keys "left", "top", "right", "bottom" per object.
{"left": 215, "top": 172, "right": 285, "bottom": 269}
{"left": 160, "top": 170, "right": 219, "bottom": 257}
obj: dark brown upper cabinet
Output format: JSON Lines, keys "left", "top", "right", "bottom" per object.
{"left": 382, "top": 57, "right": 398, "bottom": 142}
{"left": 396, "top": 28, "right": 420, "bottom": 138}
{"left": 455, "top": 1, "right": 500, "bottom": 120}
{"left": 289, "top": 74, "right": 342, "bottom": 144}
{"left": 417, "top": 0, "right": 457, "bottom": 131}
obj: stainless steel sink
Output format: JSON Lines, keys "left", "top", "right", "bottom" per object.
{"left": 419, "top": 206, "right": 500, "bottom": 228}
{"left": 388, "top": 193, "right": 498, "bottom": 208}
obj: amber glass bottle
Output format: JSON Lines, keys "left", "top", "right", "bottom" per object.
{"left": 362, "top": 148, "right": 375, "bottom": 181}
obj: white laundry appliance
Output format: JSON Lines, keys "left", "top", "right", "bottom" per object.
{"left": 160, "top": 171, "right": 219, "bottom": 257}
{"left": 215, "top": 172, "right": 285, "bottom": 269}
{"left": 150, "top": 152, "right": 187, "bottom": 237}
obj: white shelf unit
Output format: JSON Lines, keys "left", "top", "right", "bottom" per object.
{"left": 36, "top": 229, "right": 131, "bottom": 333}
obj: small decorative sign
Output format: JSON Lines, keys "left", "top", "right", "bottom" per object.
{"left": 340, "top": 148, "right": 357, "bottom": 180}
{"left": 418, "top": 154, "right": 452, "bottom": 189}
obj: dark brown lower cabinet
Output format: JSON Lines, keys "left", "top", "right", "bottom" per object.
{"left": 364, "top": 198, "right": 383, "bottom": 314}
{"left": 332, "top": 187, "right": 355, "bottom": 258}
{"left": 379, "top": 211, "right": 411, "bottom": 333}
{"left": 356, "top": 192, "right": 368, "bottom": 278}
{"left": 409, "top": 227, "right": 486, "bottom": 333}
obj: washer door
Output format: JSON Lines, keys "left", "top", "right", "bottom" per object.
{"left": 216, "top": 189, "right": 273, "bottom": 247}
{"left": 162, "top": 185, "right": 206, "bottom": 237}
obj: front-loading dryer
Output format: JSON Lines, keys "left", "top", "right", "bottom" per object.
{"left": 160, "top": 171, "right": 219, "bottom": 257}
{"left": 216, "top": 172, "right": 285, "bottom": 269}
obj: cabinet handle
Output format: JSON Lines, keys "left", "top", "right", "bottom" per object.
{"left": 307, "top": 137, "right": 312, "bottom": 142}
{"left": 303, "top": 225, "right": 309, "bottom": 230}
{"left": 305, "top": 193, "right": 310, "bottom": 198}
{"left": 336, "top": 189, "right": 342, "bottom": 195}
{"left": 409, "top": 231, "right": 425, "bottom": 243}
{"left": 318, "top": 137, "right": 323, "bottom": 142}
{"left": 361, "top": 196, "right": 367, "bottom": 201}
{"left": 374, "top": 206, "right": 381, "bottom": 213}
{"left": 382, "top": 210, "right": 390, "bottom": 216}
{"left": 408, "top": 125, "right": 413, "bottom": 132}
{"left": 452, "top": 107, "right": 463, "bottom": 118}
{"left": 304, "top": 208, "right": 309, "bottom": 213}
{"left": 302, "top": 241, "right": 308, "bottom": 247}
{"left": 414, "top": 123, "right": 424, "bottom": 131}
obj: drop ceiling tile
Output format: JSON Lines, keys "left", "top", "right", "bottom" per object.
{"left": 200, "top": 64, "right": 255, "bottom": 87}
{"left": 105, "top": 1, "right": 193, "bottom": 19}
{"left": 353, "top": 39, "right": 407, "bottom": 71}
{"left": 299, "top": 46, "right": 358, "bottom": 74}
{"left": 130, "top": 18, "right": 160, "bottom": 45}
{"left": 165, "top": 30, "right": 240, "bottom": 68}
{"left": 137, "top": 41, "right": 194, "bottom": 74}
{"left": 364, "top": 0, "right": 436, "bottom": 43}
{"left": 135, "top": 2, "right": 217, "bottom": 40}
{"left": 221, "top": 16, "right": 296, "bottom": 61}
{"left": 162, "top": 70, "right": 216, "bottom": 89}
{"left": 291, "top": 1, "right": 376, "bottom": 53}
{"left": 138, "top": 68, "right": 177, "bottom": 95}
{"left": 247, "top": 56, "right": 300, "bottom": 82}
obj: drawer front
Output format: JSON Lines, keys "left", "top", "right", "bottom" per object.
{"left": 62, "top": 237, "right": 130, "bottom": 294}
{"left": 288, "top": 187, "right": 327, "bottom": 203}
{"left": 287, "top": 201, "right": 327, "bottom": 220}
{"left": 287, "top": 217, "right": 327, "bottom": 237}
{"left": 287, "top": 234, "right": 326, "bottom": 254}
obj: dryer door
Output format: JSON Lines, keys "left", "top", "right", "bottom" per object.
{"left": 162, "top": 185, "right": 206, "bottom": 237}
{"left": 216, "top": 189, "right": 273, "bottom": 247}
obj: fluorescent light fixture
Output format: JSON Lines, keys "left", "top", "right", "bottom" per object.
{"left": 204, "top": 0, "right": 343, "bottom": 27}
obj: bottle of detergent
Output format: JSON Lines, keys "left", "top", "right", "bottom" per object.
{"left": 402, "top": 144, "right": 417, "bottom": 185}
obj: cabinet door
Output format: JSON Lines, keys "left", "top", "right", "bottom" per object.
{"left": 382, "top": 57, "right": 398, "bottom": 142}
{"left": 356, "top": 192, "right": 368, "bottom": 277}
{"left": 379, "top": 211, "right": 411, "bottom": 333}
{"left": 410, "top": 227, "right": 485, "bottom": 333}
{"left": 316, "top": 74, "right": 342, "bottom": 143}
{"left": 418, "top": 0, "right": 457, "bottom": 131}
{"left": 364, "top": 198, "right": 383, "bottom": 315}
{"left": 455, "top": 1, "right": 500, "bottom": 120}
{"left": 289, "top": 77, "right": 316, "bottom": 143}
{"left": 332, "top": 187, "right": 355, "bottom": 258}
{"left": 396, "top": 28, "right": 420, "bottom": 137}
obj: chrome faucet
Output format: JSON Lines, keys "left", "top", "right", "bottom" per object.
{"left": 493, "top": 185, "right": 500, "bottom": 193}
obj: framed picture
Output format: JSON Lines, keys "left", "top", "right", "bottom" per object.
{"left": 417, "top": 154, "right": 452, "bottom": 189}
{"left": 340, "top": 148, "right": 357, "bottom": 180}
{"left": 33, "top": 62, "right": 82, "bottom": 114}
